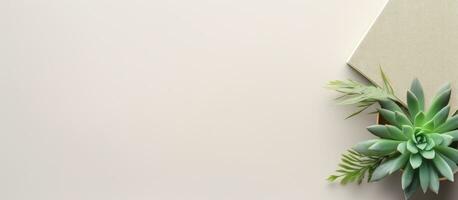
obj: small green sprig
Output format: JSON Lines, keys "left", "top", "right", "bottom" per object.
{"left": 328, "top": 150, "right": 385, "bottom": 185}
{"left": 327, "top": 69, "right": 401, "bottom": 118}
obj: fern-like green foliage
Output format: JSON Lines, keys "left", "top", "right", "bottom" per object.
{"left": 327, "top": 70, "right": 400, "bottom": 118}
{"left": 328, "top": 150, "right": 384, "bottom": 185}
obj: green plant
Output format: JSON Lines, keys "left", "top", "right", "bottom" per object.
{"left": 327, "top": 150, "right": 384, "bottom": 184}
{"left": 352, "top": 79, "right": 458, "bottom": 199}
{"left": 327, "top": 70, "right": 401, "bottom": 118}
{"left": 328, "top": 75, "right": 458, "bottom": 199}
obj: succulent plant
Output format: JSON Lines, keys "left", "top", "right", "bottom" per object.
{"left": 352, "top": 79, "right": 458, "bottom": 199}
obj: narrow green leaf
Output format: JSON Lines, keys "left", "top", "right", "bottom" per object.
{"left": 404, "top": 176, "right": 419, "bottom": 200}
{"left": 396, "top": 111, "right": 413, "bottom": 127}
{"left": 407, "top": 140, "right": 419, "bottom": 154}
{"left": 443, "top": 130, "right": 458, "bottom": 142}
{"left": 369, "top": 140, "right": 401, "bottom": 154}
{"left": 389, "top": 153, "right": 410, "bottom": 174}
{"left": 410, "top": 78, "right": 425, "bottom": 111}
{"left": 410, "top": 154, "right": 422, "bottom": 169}
{"left": 367, "top": 125, "right": 391, "bottom": 139}
{"left": 421, "top": 150, "right": 435, "bottom": 160}
{"left": 353, "top": 140, "right": 379, "bottom": 156}
{"left": 439, "top": 153, "right": 458, "bottom": 172}
{"left": 379, "top": 100, "right": 403, "bottom": 113}
{"left": 441, "top": 135, "right": 453, "bottom": 146}
{"left": 402, "top": 164, "right": 414, "bottom": 190}
{"left": 436, "top": 115, "right": 458, "bottom": 133}
{"left": 397, "top": 142, "right": 407, "bottom": 154}
{"left": 435, "top": 146, "right": 458, "bottom": 163}
{"left": 432, "top": 106, "right": 450, "bottom": 128}
{"left": 386, "top": 125, "right": 408, "bottom": 140}
{"left": 432, "top": 154, "right": 454, "bottom": 181}
{"left": 427, "top": 87, "right": 451, "bottom": 120}
{"left": 419, "top": 163, "right": 430, "bottom": 193}
{"left": 415, "top": 112, "right": 426, "bottom": 127}
{"left": 407, "top": 91, "right": 420, "bottom": 119}
{"left": 429, "top": 166, "right": 440, "bottom": 194}
{"left": 378, "top": 108, "right": 399, "bottom": 127}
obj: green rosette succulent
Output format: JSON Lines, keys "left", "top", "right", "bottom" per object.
{"left": 353, "top": 79, "right": 458, "bottom": 199}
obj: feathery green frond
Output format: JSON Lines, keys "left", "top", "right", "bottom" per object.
{"left": 327, "top": 79, "right": 398, "bottom": 118}
{"left": 328, "top": 150, "right": 385, "bottom": 185}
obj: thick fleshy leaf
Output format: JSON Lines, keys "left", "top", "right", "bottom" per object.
{"left": 396, "top": 111, "right": 413, "bottom": 127}
{"left": 410, "top": 154, "right": 423, "bottom": 169}
{"left": 369, "top": 140, "right": 401, "bottom": 154}
{"left": 410, "top": 78, "right": 425, "bottom": 111}
{"left": 402, "top": 164, "right": 414, "bottom": 190}
{"left": 441, "top": 134, "right": 453, "bottom": 146}
{"left": 404, "top": 176, "right": 419, "bottom": 200}
{"left": 432, "top": 154, "right": 454, "bottom": 181}
{"left": 419, "top": 163, "right": 430, "bottom": 193}
{"left": 389, "top": 153, "right": 410, "bottom": 174}
{"left": 421, "top": 150, "right": 435, "bottom": 160}
{"left": 443, "top": 130, "right": 458, "bottom": 142}
{"left": 425, "top": 137, "right": 436, "bottom": 150}
{"left": 371, "top": 155, "right": 408, "bottom": 181}
{"left": 398, "top": 142, "right": 407, "bottom": 154}
{"left": 407, "top": 91, "right": 420, "bottom": 119}
{"left": 435, "top": 146, "right": 458, "bottom": 163}
{"left": 403, "top": 125, "right": 414, "bottom": 138}
{"left": 379, "top": 99, "right": 403, "bottom": 113}
{"left": 386, "top": 125, "right": 409, "bottom": 140}
{"left": 367, "top": 125, "right": 390, "bottom": 139}
{"left": 378, "top": 109, "right": 399, "bottom": 127}
{"left": 352, "top": 140, "right": 379, "bottom": 156}
{"left": 429, "top": 166, "right": 440, "bottom": 194}
{"left": 426, "top": 87, "right": 451, "bottom": 120}
{"left": 439, "top": 153, "right": 458, "bottom": 172}
{"left": 429, "top": 133, "right": 443, "bottom": 147}
{"left": 423, "top": 120, "right": 435, "bottom": 132}
{"left": 407, "top": 140, "right": 419, "bottom": 154}
{"left": 432, "top": 106, "right": 450, "bottom": 128}
{"left": 415, "top": 112, "right": 426, "bottom": 127}
{"left": 436, "top": 115, "right": 458, "bottom": 133}
{"left": 367, "top": 125, "right": 407, "bottom": 140}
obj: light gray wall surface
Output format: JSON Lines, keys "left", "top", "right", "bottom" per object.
{"left": 2, "top": 0, "right": 453, "bottom": 199}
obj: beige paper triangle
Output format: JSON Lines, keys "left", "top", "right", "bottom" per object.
{"left": 348, "top": 0, "right": 458, "bottom": 111}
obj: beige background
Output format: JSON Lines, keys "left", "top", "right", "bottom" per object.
{"left": 1, "top": 0, "right": 455, "bottom": 199}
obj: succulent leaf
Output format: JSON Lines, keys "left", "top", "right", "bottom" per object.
{"left": 432, "top": 106, "right": 450, "bottom": 127}
{"left": 429, "top": 167, "right": 440, "bottom": 194}
{"left": 368, "top": 140, "right": 402, "bottom": 154}
{"left": 435, "top": 146, "right": 458, "bottom": 163}
{"left": 371, "top": 155, "right": 405, "bottom": 181}
{"left": 420, "top": 150, "right": 435, "bottom": 160}
{"left": 407, "top": 91, "right": 420, "bottom": 119}
{"left": 410, "top": 78, "right": 425, "bottom": 111}
{"left": 379, "top": 100, "right": 404, "bottom": 113}
{"left": 436, "top": 115, "right": 458, "bottom": 133}
{"left": 402, "top": 164, "right": 414, "bottom": 190}
{"left": 395, "top": 111, "right": 413, "bottom": 127}
{"left": 419, "top": 163, "right": 430, "bottom": 193}
{"left": 404, "top": 177, "right": 419, "bottom": 200}
{"left": 443, "top": 130, "right": 458, "bottom": 142}
{"left": 410, "top": 154, "right": 423, "bottom": 169}
{"left": 426, "top": 86, "right": 451, "bottom": 120}
{"left": 387, "top": 125, "right": 409, "bottom": 140}
{"left": 432, "top": 155, "right": 454, "bottom": 181}
{"left": 378, "top": 108, "right": 399, "bottom": 127}
{"left": 397, "top": 142, "right": 407, "bottom": 154}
